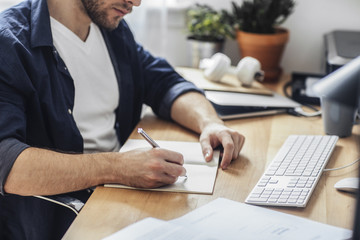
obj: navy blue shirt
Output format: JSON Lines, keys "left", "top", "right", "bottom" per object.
{"left": 0, "top": 0, "right": 201, "bottom": 239}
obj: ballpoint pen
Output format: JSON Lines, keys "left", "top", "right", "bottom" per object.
{"left": 137, "top": 128, "right": 160, "bottom": 148}
{"left": 137, "top": 128, "right": 187, "bottom": 178}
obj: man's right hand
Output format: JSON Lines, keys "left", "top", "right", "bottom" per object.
{"left": 112, "top": 148, "right": 186, "bottom": 188}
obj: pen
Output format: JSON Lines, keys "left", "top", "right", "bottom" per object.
{"left": 137, "top": 128, "right": 187, "bottom": 179}
{"left": 137, "top": 128, "right": 160, "bottom": 148}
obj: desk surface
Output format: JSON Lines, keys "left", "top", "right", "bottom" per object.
{"left": 63, "top": 76, "right": 360, "bottom": 240}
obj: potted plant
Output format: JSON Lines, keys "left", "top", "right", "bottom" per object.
{"left": 186, "top": 4, "right": 234, "bottom": 68}
{"left": 227, "top": 0, "right": 295, "bottom": 82}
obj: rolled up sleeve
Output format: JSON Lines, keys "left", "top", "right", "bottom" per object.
{"left": 136, "top": 44, "right": 204, "bottom": 120}
{"left": 0, "top": 138, "right": 29, "bottom": 195}
{"left": 158, "top": 81, "right": 204, "bottom": 120}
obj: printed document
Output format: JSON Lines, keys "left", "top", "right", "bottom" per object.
{"left": 103, "top": 198, "right": 352, "bottom": 240}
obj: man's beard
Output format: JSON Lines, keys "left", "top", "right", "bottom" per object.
{"left": 80, "top": 0, "right": 132, "bottom": 31}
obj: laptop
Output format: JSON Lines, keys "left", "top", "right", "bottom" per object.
{"left": 205, "top": 90, "right": 301, "bottom": 120}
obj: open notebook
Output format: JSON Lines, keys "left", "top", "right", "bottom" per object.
{"left": 104, "top": 140, "right": 220, "bottom": 194}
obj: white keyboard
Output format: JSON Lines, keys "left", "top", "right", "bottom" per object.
{"left": 245, "top": 135, "right": 338, "bottom": 207}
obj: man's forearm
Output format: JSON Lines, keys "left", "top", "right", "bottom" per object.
{"left": 4, "top": 147, "right": 114, "bottom": 196}
{"left": 4, "top": 145, "right": 187, "bottom": 196}
{"left": 170, "top": 91, "right": 223, "bottom": 133}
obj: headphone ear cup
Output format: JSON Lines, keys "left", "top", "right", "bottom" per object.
{"left": 203, "top": 53, "right": 231, "bottom": 82}
{"left": 236, "top": 57, "right": 262, "bottom": 87}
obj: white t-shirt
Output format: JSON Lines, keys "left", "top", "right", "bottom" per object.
{"left": 50, "top": 17, "right": 121, "bottom": 153}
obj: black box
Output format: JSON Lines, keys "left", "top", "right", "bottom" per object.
{"left": 290, "top": 72, "right": 323, "bottom": 105}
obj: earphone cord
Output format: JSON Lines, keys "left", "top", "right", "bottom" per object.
{"left": 323, "top": 157, "right": 360, "bottom": 172}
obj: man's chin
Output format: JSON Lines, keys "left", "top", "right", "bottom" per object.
{"left": 98, "top": 18, "right": 123, "bottom": 31}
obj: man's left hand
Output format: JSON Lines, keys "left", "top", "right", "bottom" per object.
{"left": 199, "top": 123, "right": 245, "bottom": 170}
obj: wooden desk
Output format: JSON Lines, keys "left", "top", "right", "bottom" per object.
{"left": 63, "top": 78, "right": 360, "bottom": 240}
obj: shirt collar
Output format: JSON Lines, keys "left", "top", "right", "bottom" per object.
{"left": 30, "top": 0, "right": 53, "bottom": 48}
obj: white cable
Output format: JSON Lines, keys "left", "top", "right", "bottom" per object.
{"left": 323, "top": 158, "right": 360, "bottom": 172}
{"left": 294, "top": 107, "right": 322, "bottom": 117}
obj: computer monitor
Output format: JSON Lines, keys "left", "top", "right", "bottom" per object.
{"left": 313, "top": 55, "right": 360, "bottom": 137}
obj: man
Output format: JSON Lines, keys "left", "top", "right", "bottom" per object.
{"left": 0, "top": 0, "right": 245, "bottom": 239}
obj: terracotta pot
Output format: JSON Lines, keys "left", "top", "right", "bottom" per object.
{"left": 236, "top": 28, "right": 289, "bottom": 82}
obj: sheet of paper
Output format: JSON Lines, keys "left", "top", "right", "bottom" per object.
{"left": 170, "top": 198, "right": 352, "bottom": 240}
{"left": 104, "top": 140, "right": 220, "bottom": 194}
{"left": 102, "top": 218, "right": 179, "bottom": 240}
{"left": 103, "top": 198, "right": 353, "bottom": 240}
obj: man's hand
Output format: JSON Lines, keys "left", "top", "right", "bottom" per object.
{"left": 170, "top": 91, "right": 245, "bottom": 170}
{"left": 199, "top": 123, "right": 245, "bottom": 170}
{"left": 114, "top": 148, "right": 186, "bottom": 188}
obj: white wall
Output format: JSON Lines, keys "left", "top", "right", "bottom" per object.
{"left": 281, "top": 0, "right": 360, "bottom": 74}
{"left": 127, "top": 0, "right": 360, "bottom": 75}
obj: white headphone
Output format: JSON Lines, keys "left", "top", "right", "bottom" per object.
{"left": 199, "top": 53, "right": 264, "bottom": 87}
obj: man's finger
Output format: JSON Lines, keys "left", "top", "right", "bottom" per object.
{"left": 200, "top": 138, "right": 214, "bottom": 162}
